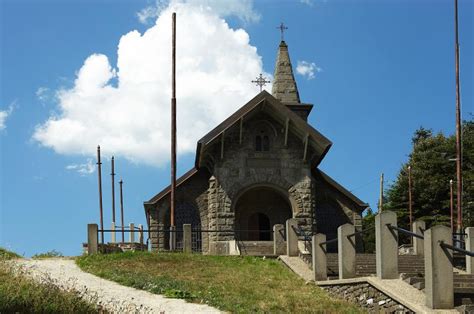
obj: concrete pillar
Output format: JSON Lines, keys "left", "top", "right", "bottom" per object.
{"left": 425, "top": 225, "right": 453, "bottom": 309}
{"left": 286, "top": 218, "right": 298, "bottom": 256}
{"left": 312, "top": 233, "right": 327, "bottom": 281}
{"left": 413, "top": 220, "right": 425, "bottom": 256}
{"left": 129, "top": 223, "right": 135, "bottom": 243}
{"left": 183, "top": 224, "right": 192, "bottom": 253}
{"left": 375, "top": 210, "right": 398, "bottom": 279}
{"left": 138, "top": 224, "right": 144, "bottom": 246}
{"left": 273, "top": 224, "right": 286, "bottom": 255}
{"left": 466, "top": 227, "right": 473, "bottom": 274}
{"left": 111, "top": 222, "right": 116, "bottom": 243}
{"left": 87, "top": 224, "right": 98, "bottom": 254}
{"left": 338, "top": 223, "right": 356, "bottom": 279}
{"left": 169, "top": 225, "right": 176, "bottom": 251}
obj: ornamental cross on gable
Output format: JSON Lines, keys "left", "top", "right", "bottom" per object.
{"left": 277, "top": 22, "right": 288, "bottom": 41}
{"left": 252, "top": 73, "right": 270, "bottom": 92}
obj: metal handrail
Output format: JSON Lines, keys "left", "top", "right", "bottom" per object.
{"left": 347, "top": 226, "right": 375, "bottom": 238}
{"left": 319, "top": 237, "right": 338, "bottom": 247}
{"left": 386, "top": 224, "right": 424, "bottom": 240}
{"left": 439, "top": 241, "right": 474, "bottom": 257}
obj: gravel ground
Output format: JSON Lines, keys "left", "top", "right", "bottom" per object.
{"left": 11, "top": 258, "right": 222, "bottom": 314}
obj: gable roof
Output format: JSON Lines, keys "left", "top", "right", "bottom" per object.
{"left": 195, "top": 90, "right": 332, "bottom": 169}
{"left": 144, "top": 167, "right": 199, "bottom": 205}
{"left": 313, "top": 169, "right": 369, "bottom": 211}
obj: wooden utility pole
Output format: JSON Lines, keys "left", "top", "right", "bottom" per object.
{"left": 379, "top": 173, "right": 384, "bottom": 211}
{"left": 119, "top": 179, "right": 125, "bottom": 243}
{"left": 454, "top": 0, "right": 463, "bottom": 234}
{"left": 450, "top": 179, "right": 454, "bottom": 232}
{"left": 111, "top": 156, "right": 116, "bottom": 223}
{"left": 96, "top": 145, "right": 104, "bottom": 244}
{"left": 408, "top": 166, "right": 413, "bottom": 231}
{"left": 170, "top": 12, "right": 177, "bottom": 228}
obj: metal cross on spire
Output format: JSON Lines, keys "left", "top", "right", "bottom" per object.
{"left": 277, "top": 22, "right": 288, "bottom": 41}
{"left": 252, "top": 73, "right": 270, "bottom": 92}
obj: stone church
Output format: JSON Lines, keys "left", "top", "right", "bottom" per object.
{"left": 144, "top": 40, "right": 368, "bottom": 254}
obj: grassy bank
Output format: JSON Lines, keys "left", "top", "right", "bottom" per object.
{"left": 77, "top": 251, "right": 362, "bottom": 313}
{"left": 0, "top": 247, "right": 99, "bottom": 313}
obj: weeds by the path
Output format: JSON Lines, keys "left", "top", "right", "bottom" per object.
{"left": 0, "top": 247, "right": 99, "bottom": 313}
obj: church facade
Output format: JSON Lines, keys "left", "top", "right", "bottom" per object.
{"left": 144, "top": 40, "right": 368, "bottom": 254}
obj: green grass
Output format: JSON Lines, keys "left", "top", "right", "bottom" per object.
{"left": 77, "top": 251, "right": 362, "bottom": 313}
{"left": 0, "top": 247, "right": 21, "bottom": 260}
{"left": 32, "top": 249, "right": 64, "bottom": 259}
{"left": 0, "top": 247, "right": 99, "bottom": 313}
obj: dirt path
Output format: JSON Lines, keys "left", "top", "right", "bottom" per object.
{"left": 12, "top": 258, "right": 222, "bottom": 313}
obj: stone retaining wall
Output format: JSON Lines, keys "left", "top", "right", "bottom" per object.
{"left": 322, "top": 282, "right": 412, "bottom": 313}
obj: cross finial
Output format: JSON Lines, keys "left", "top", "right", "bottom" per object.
{"left": 251, "top": 73, "right": 270, "bottom": 92}
{"left": 277, "top": 22, "right": 288, "bottom": 41}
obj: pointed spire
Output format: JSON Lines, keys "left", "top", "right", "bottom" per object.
{"left": 271, "top": 41, "right": 300, "bottom": 104}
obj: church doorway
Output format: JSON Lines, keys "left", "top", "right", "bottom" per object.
{"left": 234, "top": 186, "right": 292, "bottom": 241}
{"left": 248, "top": 213, "right": 271, "bottom": 240}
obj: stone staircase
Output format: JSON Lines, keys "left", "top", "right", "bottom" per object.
{"left": 300, "top": 252, "right": 474, "bottom": 308}
{"left": 237, "top": 241, "right": 274, "bottom": 256}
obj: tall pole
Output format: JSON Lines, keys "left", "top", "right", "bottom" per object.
{"left": 111, "top": 156, "right": 116, "bottom": 223}
{"left": 408, "top": 166, "right": 413, "bottom": 231}
{"left": 379, "top": 173, "right": 384, "bottom": 212}
{"left": 450, "top": 179, "right": 454, "bottom": 233}
{"left": 96, "top": 145, "right": 104, "bottom": 244}
{"left": 170, "top": 12, "right": 177, "bottom": 228}
{"left": 454, "top": 0, "right": 463, "bottom": 234}
{"left": 119, "top": 179, "right": 125, "bottom": 243}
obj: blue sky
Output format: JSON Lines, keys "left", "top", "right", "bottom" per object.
{"left": 1, "top": 0, "right": 472, "bottom": 257}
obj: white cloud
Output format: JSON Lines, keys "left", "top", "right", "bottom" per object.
{"left": 296, "top": 60, "right": 321, "bottom": 80}
{"left": 66, "top": 159, "right": 96, "bottom": 176}
{"left": 34, "top": 2, "right": 270, "bottom": 167}
{"left": 137, "top": 0, "right": 259, "bottom": 25}
{"left": 0, "top": 103, "right": 15, "bottom": 132}
{"left": 36, "top": 87, "right": 50, "bottom": 104}
{"left": 300, "top": 0, "right": 313, "bottom": 5}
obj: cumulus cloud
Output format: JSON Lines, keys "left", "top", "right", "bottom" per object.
{"left": 0, "top": 103, "right": 15, "bottom": 132}
{"left": 138, "top": 0, "right": 259, "bottom": 25}
{"left": 33, "top": 2, "right": 269, "bottom": 167}
{"left": 296, "top": 60, "right": 321, "bottom": 80}
{"left": 36, "top": 87, "right": 51, "bottom": 104}
{"left": 66, "top": 159, "right": 95, "bottom": 176}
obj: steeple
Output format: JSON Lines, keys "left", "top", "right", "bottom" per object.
{"left": 271, "top": 40, "right": 300, "bottom": 104}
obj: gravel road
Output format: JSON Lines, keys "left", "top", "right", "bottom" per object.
{"left": 12, "top": 258, "right": 222, "bottom": 314}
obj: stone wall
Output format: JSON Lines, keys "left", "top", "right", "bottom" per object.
{"left": 322, "top": 282, "right": 412, "bottom": 313}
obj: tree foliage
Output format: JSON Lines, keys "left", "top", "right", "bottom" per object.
{"left": 384, "top": 118, "right": 474, "bottom": 232}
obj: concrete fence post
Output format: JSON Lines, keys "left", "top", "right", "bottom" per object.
{"left": 338, "top": 223, "right": 356, "bottom": 279}
{"left": 312, "top": 233, "right": 327, "bottom": 281}
{"left": 286, "top": 218, "right": 298, "bottom": 256}
{"left": 375, "top": 210, "right": 398, "bottom": 279}
{"left": 413, "top": 220, "right": 425, "bottom": 256}
{"left": 129, "top": 223, "right": 135, "bottom": 243}
{"left": 183, "top": 224, "right": 192, "bottom": 253}
{"left": 425, "top": 225, "right": 453, "bottom": 309}
{"left": 466, "top": 227, "right": 473, "bottom": 274}
{"left": 138, "top": 224, "right": 144, "bottom": 246}
{"left": 273, "top": 224, "right": 286, "bottom": 255}
{"left": 111, "top": 222, "right": 116, "bottom": 243}
{"left": 87, "top": 224, "right": 99, "bottom": 254}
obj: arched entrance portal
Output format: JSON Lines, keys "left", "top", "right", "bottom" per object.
{"left": 234, "top": 187, "right": 292, "bottom": 241}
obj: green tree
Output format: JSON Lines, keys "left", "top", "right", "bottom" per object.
{"left": 384, "top": 118, "right": 474, "bottom": 236}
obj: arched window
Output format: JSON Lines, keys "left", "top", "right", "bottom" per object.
{"left": 255, "top": 136, "right": 262, "bottom": 151}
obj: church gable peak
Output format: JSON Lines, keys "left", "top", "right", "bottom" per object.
{"left": 271, "top": 40, "right": 301, "bottom": 104}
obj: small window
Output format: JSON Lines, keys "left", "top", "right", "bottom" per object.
{"left": 256, "top": 136, "right": 262, "bottom": 151}
{"left": 262, "top": 136, "right": 270, "bottom": 151}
